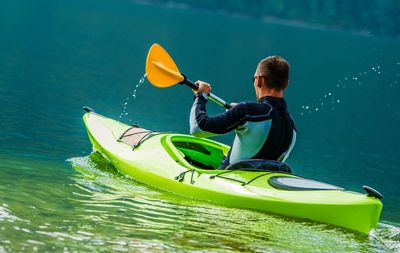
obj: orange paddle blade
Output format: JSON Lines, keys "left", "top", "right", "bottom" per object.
{"left": 145, "top": 43, "right": 185, "bottom": 88}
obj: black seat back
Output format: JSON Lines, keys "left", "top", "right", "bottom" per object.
{"left": 225, "top": 159, "right": 291, "bottom": 173}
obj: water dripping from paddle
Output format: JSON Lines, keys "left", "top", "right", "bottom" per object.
{"left": 119, "top": 73, "right": 146, "bottom": 122}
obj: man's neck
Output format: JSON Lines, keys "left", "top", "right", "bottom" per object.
{"left": 258, "top": 88, "right": 283, "bottom": 99}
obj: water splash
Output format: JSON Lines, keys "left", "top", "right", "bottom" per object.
{"left": 299, "top": 61, "right": 400, "bottom": 116}
{"left": 372, "top": 223, "right": 400, "bottom": 252}
{"left": 119, "top": 74, "right": 147, "bottom": 122}
{"left": 300, "top": 91, "right": 340, "bottom": 115}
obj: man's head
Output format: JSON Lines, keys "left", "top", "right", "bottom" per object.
{"left": 253, "top": 56, "right": 290, "bottom": 98}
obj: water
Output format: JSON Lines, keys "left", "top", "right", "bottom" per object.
{"left": 0, "top": 0, "right": 400, "bottom": 251}
{"left": 1, "top": 153, "right": 398, "bottom": 252}
{"left": 119, "top": 74, "right": 146, "bottom": 122}
{"left": 299, "top": 61, "right": 400, "bottom": 116}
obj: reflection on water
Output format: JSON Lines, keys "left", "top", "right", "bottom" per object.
{"left": 69, "top": 154, "right": 400, "bottom": 252}
{"left": 0, "top": 154, "right": 399, "bottom": 252}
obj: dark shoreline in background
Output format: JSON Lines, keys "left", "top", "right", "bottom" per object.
{"left": 133, "top": 0, "right": 400, "bottom": 39}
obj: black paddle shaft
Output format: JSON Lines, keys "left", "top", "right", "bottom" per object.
{"left": 180, "top": 75, "right": 232, "bottom": 109}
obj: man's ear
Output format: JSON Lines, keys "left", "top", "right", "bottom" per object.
{"left": 257, "top": 78, "right": 262, "bottom": 88}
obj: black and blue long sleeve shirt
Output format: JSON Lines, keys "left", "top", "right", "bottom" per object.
{"left": 190, "top": 94, "right": 296, "bottom": 167}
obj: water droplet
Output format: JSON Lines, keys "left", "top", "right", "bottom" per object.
{"left": 119, "top": 73, "right": 146, "bottom": 120}
{"left": 328, "top": 92, "right": 331, "bottom": 96}
{"left": 337, "top": 99, "right": 340, "bottom": 103}
{"left": 377, "top": 65, "right": 380, "bottom": 69}
{"left": 378, "top": 72, "right": 381, "bottom": 74}
{"left": 305, "top": 106, "right": 309, "bottom": 109}
{"left": 344, "top": 77, "right": 348, "bottom": 80}
{"left": 315, "top": 108, "right": 319, "bottom": 111}
{"left": 354, "top": 77, "right": 358, "bottom": 80}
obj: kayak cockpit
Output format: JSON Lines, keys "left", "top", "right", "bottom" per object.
{"left": 161, "top": 135, "right": 293, "bottom": 173}
{"left": 161, "top": 135, "right": 229, "bottom": 170}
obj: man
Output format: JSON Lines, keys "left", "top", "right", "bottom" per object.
{"left": 189, "top": 56, "right": 296, "bottom": 169}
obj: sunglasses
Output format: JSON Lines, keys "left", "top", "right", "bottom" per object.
{"left": 252, "top": 76, "right": 266, "bottom": 82}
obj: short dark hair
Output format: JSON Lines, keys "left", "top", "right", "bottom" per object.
{"left": 258, "top": 56, "right": 290, "bottom": 90}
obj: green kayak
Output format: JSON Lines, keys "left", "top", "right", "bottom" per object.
{"left": 82, "top": 108, "right": 382, "bottom": 234}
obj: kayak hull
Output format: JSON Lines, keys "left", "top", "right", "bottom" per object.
{"left": 82, "top": 111, "right": 382, "bottom": 234}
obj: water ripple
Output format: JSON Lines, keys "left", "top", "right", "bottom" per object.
{"left": 64, "top": 154, "right": 400, "bottom": 252}
{"left": 0, "top": 153, "right": 398, "bottom": 252}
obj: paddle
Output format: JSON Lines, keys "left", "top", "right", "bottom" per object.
{"left": 145, "top": 43, "right": 232, "bottom": 109}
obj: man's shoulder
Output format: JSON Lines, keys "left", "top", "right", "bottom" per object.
{"left": 233, "top": 101, "right": 273, "bottom": 116}
{"left": 236, "top": 101, "right": 267, "bottom": 107}
{"left": 235, "top": 101, "right": 273, "bottom": 108}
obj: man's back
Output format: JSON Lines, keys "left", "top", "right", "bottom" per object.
{"left": 190, "top": 94, "right": 296, "bottom": 167}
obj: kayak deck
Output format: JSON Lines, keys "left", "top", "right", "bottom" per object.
{"left": 82, "top": 110, "right": 383, "bottom": 234}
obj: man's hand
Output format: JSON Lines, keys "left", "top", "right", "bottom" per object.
{"left": 193, "top": 80, "right": 211, "bottom": 96}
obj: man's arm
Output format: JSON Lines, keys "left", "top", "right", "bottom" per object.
{"left": 190, "top": 94, "right": 247, "bottom": 138}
